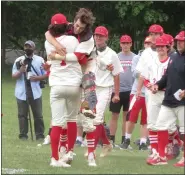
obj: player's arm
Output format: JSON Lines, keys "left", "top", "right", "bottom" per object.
{"left": 45, "top": 31, "right": 66, "bottom": 56}
{"left": 49, "top": 37, "right": 94, "bottom": 67}
{"left": 111, "top": 53, "right": 123, "bottom": 103}
{"left": 131, "top": 55, "right": 140, "bottom": 78}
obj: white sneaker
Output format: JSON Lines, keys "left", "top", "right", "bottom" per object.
{"left": 88, "top": 152, "right": 97, "bottom": 167}
{"left": 50, "top": 158, "right": 71, "bottom": 167}
{"left": 43, "top": 135, "right": 50, "bottom": 145}
{"left": 62, "top": 151, "right": 74, "bottom": 164}
{"left": 59, "top": 146, "right": 66, "bottom": 159}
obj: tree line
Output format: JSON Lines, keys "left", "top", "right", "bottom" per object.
{"left": 1, "top": 1, "right": 185, "bottom": 67}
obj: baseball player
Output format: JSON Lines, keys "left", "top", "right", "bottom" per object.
{"left": 45, "top": 13, "right": 82, "bottom": 167}
{"left": 109, "top": 35, "right": 136, "bottom": 146}
{"left": 91, "top": 26, "right": 123, "bottom": 157}
{"left": 121, "top": 37, "right": 152, "bottom": 150}
{"left": 149, "top": 31, "right": 185, "bottom": 166}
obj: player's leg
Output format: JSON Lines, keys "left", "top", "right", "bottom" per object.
{"left": 109, "top": 92, "right": 121, "bottom": 145}
{"left": 50, "top": 86, "right": 70, "bottom": 167}
{"left": 174, "top": 106, "right": 185, "bottom": 167}
{"left": 121, "top": 91, "right": 131, "bottom": 144}
{"left": 121, "top": 94, "right": 139, "bottom": 149}
{"left": 146, "top": 92, "right": 164, "bottom": 163}
{"left": 139, "top": 97, "right": 148, "bottom": 150}
{"left": 94, "top": 86, "right": 113, "bottom": 157}
{"left": 148, "top": 105, "right": 176, "bottom": 165}
{"left": 76, "top": 113, "right": 84, "bottom": 146}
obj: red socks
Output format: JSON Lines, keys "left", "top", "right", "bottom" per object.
{"left": 59, "top": 128, "right": 67, "bottom": 150}
{"left": 101, "top": 124, "right": 110, "bottom": 145}
{"left": 158, "top": 130, "right": 168, "bottom": 157}
{"left": 67, "top": 122, "right": 77, "bottom": 152}
{"left": 169, "top": 130, "right": 182, "bottom": 145}
{"left": 50, "top": 126, "right": 61, "bottom": 160}
{"left": 86, "top": 131, "right": 95, "bottom": 154}
{"left": 149, "top": 130, "right": 158, "bottom": 152}
{"left": 94, "top": 124, "right": 110, "bottom": 149}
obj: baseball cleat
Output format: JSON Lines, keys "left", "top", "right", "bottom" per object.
{"left": 173, "top": 157, "right": 184, "bottom": 167}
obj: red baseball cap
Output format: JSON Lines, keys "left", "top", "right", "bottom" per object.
{"left": 51, "top": 13, "right": 68, "bottom": 25}
{"left": 94, "top": 26, "right": 108, "bottom": 36}
{"left": 155, "top": 35, "right": 168, "bottom": 46}
{"left": 144, "top": 36, "right": 151, "bottom": 43}
{"left": 148, "top": 24, "right": 164, "bottom": 34}
{"left": 163, "top": 33, "right": 174, "bottom": 45}
{"left": 175, "top": 31, "right": 185, "bottom": 41}
{"left": 120, "top": 35, "right": 132, "bottom": 43}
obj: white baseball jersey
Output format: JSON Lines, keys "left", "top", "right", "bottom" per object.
{"left": 141, "top": 57, "right": 170, "bottom": 85}
{"left": 93, "top": 47, "right": 123, "bottom": 87}
{"left": 75, "top": 36, "right": 94, "bottom": 55}
{"left": 45, "top": 35, "right": 82, "bottom": 87}
{"left": 136, "top": 47, "right": 158, "bottom": 74}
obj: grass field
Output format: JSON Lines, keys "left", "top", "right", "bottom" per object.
{"left": 1, "top": 76, "right": 184, "bottom": 174}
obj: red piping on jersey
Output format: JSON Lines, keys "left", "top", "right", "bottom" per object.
{"left": 74, "top": 52, "right": 88, "bottom": 65}
{"left": 159, "top": 57, "right": 169, "bottom": 63}
{"left": 143, "top": 79, "right": 151, "bottom": 88}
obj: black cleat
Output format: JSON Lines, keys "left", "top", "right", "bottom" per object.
{"left": 139, "top": 143, "right": 148, "bottom": 150}
{"left": 120, "top": 138, "right": 130, "bottom": 149}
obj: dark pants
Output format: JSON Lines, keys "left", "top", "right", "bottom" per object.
{"left": 16, "top": 97, "right": 45, "bottom": 140}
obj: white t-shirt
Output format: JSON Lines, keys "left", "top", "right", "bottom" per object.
{"left": 93, "top": 47, "right": 123, "bottom": 87}
{"left": 45, "top": 35, "right": 82, "bottom": 87}
{"left": 136, "top": 47, "right": 158, "bottom": 74}
{"left": 141, "top": 56, "right": 170, "bottom": 84}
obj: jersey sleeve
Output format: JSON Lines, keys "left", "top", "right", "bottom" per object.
{"left": 75, "top": 36, "right": 94, "bottom": 55}
{"left": 111, "top": 52, "right": 123, "bottom": 76}
{"left": 136, "top": 50, "right": 148, "bottom": 73}
{"left": 44, "top": 41, "right": 55, "bottom": 56}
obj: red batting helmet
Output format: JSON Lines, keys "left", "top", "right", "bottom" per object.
{"left": 94, "top": 26, "right": 108, "bottom": 36}
{"left": 163, "top": 33, "right": 174, "bottom": 45}
{"left": 175, "top": 31, "right": 185, "bottom": 41}
{"left": 148, "top": 24, "right": 164, "bottom": 34}
{"left": 155, "top": 35, "right": 168, "bottom": 46}
{"left": 51, "top": 13, "right": 68, "bottom": 25}
{"left": 120, "top": 35, "right": 132, "bottom": 43}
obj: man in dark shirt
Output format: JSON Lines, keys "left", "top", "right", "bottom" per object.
{"left": 148, "top": 31, "right": 185, "bottom": 167}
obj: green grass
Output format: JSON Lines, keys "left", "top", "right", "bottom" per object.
{"left": 2, "top": 77, "right": 184, "bottom": 174}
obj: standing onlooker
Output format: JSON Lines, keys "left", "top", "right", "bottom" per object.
{"left": 12, "top": 40, "right": 47, "bottom": 140}
{"left": 109, "top": 35, "right": 136, "bottom": 145}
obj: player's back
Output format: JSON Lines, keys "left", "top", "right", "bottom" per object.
{"left": 45, "top": 35, "right": 82, "bottom": 87}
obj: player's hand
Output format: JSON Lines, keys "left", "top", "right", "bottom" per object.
{"left": 48, "top": 51, "right": 57, "bottom": 60}
{"left": 136, "top": 90, "right": 142, "bottom": 99}
{"left": 19, "top": 65, "right": 26, "bottom": 73}
{"left": 42, "top": 63, "right": 51, "bottom": 71}
{"left": 179, "top": 90, "right": 185, "bottom": 99}
{"left": 29, "top": 76, "right": 40, "bottom": 82}
{"left": 151, "top": 84, "right": 158, "bottom": 94}
{"left": 106, "top": 64, "right": 114, "bottom": 71}
{"left": 56, "top": 44, "right": 67, "bottom": 56}
{"left": 112, "top": 94, "right": 120, "bottom": 103}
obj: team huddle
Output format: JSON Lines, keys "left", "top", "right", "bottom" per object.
{"left": 12, "top": 7, "right": 185, "bottom": 169}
